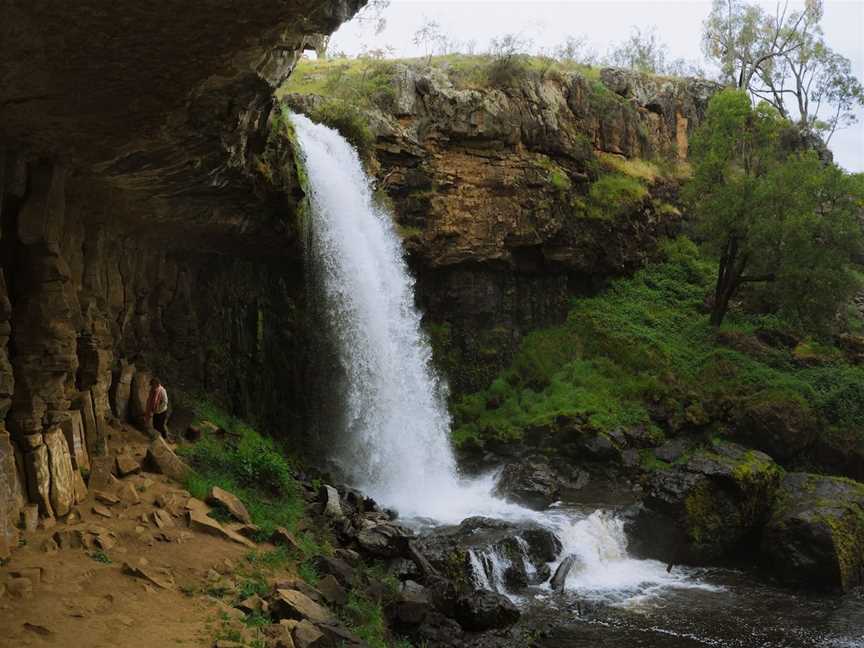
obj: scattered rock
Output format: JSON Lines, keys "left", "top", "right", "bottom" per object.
{"left": 292, "top": 619, "right": 326, "bottom": 648}
{"left": 207, "top": 486, "right": 252, "bottom": 524}
{"left": 94, "top": 490, "right": 120, "bottom": 506}
{"left": 144, "top": 437, "right": 191, "bottom": 482}
{"left": 317, "top": 623, "right": 365, "bottom": 647}
{"left": 151, "top": 509, "right": 175, "bottom": 529}
{"left": 92, "top": 504, "right": 113, "bottom": 518}
{"left": 88, "top": 455, "right": 117, "bottom": 491}
{"left": 7, "top": 577, "right": 33, "bottom": 598}
{"left": 271, "top": 589, "right": 334, "bottom": 625}
{"left": 187, "top": 508, "right": 254, "bottom": 548}
{"left": 315, "top": 575, "right": 347, "bottom": 606}
{"left": 122, "top": 561, "right": 174, "bottom": 589}
{"left": 118, "top": 482, "right": 140, "bottom": 505}
{"left": 390, "top": 580, "right": 431, "bottom": 626}
{"left": 22, "top": 622, "right": 52, "bottom": 636}
{"left": 237, "top": 594, "right": 268, "bottom": 615}
{"left": 271, "top": 527, "right": 302, "bottom": 551}
{"left": 115, "top": 454, "right": 141, "bottom": 477}
{"left": 310, "top": 555, "right": 356, "bottom": 588}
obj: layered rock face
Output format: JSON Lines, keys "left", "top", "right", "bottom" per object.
{"left": 288, "top": 65, "right": 718, "bottom": 392}
{"left": 0, "top": 0, "right": 365, "bottom": 555}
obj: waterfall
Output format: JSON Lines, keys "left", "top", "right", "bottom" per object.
{"left": 292, "top": 112, "right": 461, "bottom": 519}
{"left": 290, "top": 112, "right": 712, "bottom": 603}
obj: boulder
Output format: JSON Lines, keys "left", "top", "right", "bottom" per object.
{"left": 25, "top": 443, "right": 54, "bottom": 517}
{"left": 493, "top": 458, "right": 562, "bottom": 509}
{"left": 315, "top": 574, "right": 347, "bottom": 606}
{"left": 454, "top": 588, "right": 520, "bottom": 631}
{"left": 144, "top": 437, "right": 191, "bottom": 482}
{"left": 736, "top": 391, "right": 819, "bottom": 462}
{"left": 271, "top": 589, "right": 333, "bottom": 625}
{"left": 627, "top": 439, "right": 782, "bottom": 564}
{"left": 762, "top": 472, "right": 864, "bottom": 592}
{"left": 271, "top": 527, "right": 302, "bottom": 551}
{"left": 44, "top": 427, "right": 75, "bottom": 517}
{"left": 317, "top": 623, "right": 365, "bottom": 647}
{"left": 207, "top": 486, "right": 251, "bottom": 524}
{"left": 356, "top": 520, "right": 414, "bottom": 557}
{"left": 87, "top": 455, "right": 117, "bottom": 491}
{"left": 550, "top": 554, "right": 582, "bottom": 591}
{"left": 310, "top": 555, "right": 356, "bottom": 588}
{"left": 122, "top": 561, "right": 174, "bottom": 589}
{"left": 320, "top": 485, "right": 344, "bottom": 521}
{"left": 115, "top": 454, "right": 141, "bottom": 476}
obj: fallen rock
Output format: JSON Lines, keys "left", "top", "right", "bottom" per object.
{"left": 122, "top": 561, "right": 174, "bottom": 589}
{"left": 237, "top": 594, "right": 268, "bottom": 615}
{"left": 152, "top": 509, "right": 175, "bottom": 529}
{"left": 207, "top": 486, "right": 251, "bottom": 524}
{"left": 44, "top": 427, "right": 76, "bottom": 517}
{"left": 115, "top": 454, "right": 141, "bottom": 477}
{"left": 144, "top": 437, "right": 191, "bottom": 482}
{"left": 310, "top": 555, "right": 355, "bottom": 588}
{"left": 187, "top": 508, "right": 254, "bottom": 548}
{"left": 315, "top": 574, "right": 347, "bottom": 606}
{"left": 390, "top": 580, "right": 431, "bottom": 626}
{"left": 92, "top": 504, "right": 113, "bottom": 518}
{"left": 88, "top": 455, "right": 117, "bottom": 491}
{"left": 6, "top": 577, "right": 33, "bottom": 598}
{"left": 454, "top": 588, "right": 520, "bottom": 631}
{"left": 94, "top": 490, "right": 120, "bottom": 506}
{"left": 118, "top": 482, "right": 141, "bottom": 505}
{"left": 271, "top": 527, "right": 302, "bottom": 551}
{"left": 317, "top": 623, "right": 365, "bottom": 647}
{"left": 271, "top": 589, "right": 333, "bottom": 625}
{"left": 321, "top": 485, "right": 344, "bottom": 521}
{"left": 292, "top": 620, "right": 325, "bottom": 648}
{"left": 762, "top": 472, "right": 864, "bottom": 592}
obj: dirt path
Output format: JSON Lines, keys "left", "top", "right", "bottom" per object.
{"left": 0, "top": 425, "right": 262, "bottom": 648}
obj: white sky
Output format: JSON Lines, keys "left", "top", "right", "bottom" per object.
{"left": 329, "top": 0, "right": 864, "bottom": 171}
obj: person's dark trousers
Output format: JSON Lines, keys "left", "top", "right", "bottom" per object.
{"left": 153, "top": 411, "right": 168, "bottom": 438}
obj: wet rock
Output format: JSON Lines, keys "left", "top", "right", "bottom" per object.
{"left": 762, "top": 472, "right": 864, "bottom": 592}
{"left": 207, "top": 486, "right": 252, "bottom": 524}
{"left": 356, "top": 519, "right": 414, "bottom": 557}
{"left": 144, "top": 437, "right": 191, "bottom": 482}
{"left": 271, "top": 589, "right": 334, "bottom": 624}
{"left": 627, "top": 439, "right": 782, "bottom": 565}
{"left": 493, "top": 458, "right": 562, "bottom": 509}
{"left": 550, "top": 554, "right": 582, "bottom": 591}
{"left": 454, "top": 588, "right": 520, "bottom": 631}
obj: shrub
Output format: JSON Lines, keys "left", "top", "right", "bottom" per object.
{"left": 306, "top": 99, "right": 375, "bottom": 159}
{"left": 585, "top": 173, "right": 649, "bottom": 219}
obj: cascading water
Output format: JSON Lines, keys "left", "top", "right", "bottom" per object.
{"left": 291, "top": 111, "right": 705, "bottom": 599}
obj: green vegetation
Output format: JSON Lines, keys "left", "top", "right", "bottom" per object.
{"left": 686, "top": 89, "right": 863, "bottom": 326}
{"left": 178, "top": 399, "right": 303, "bottom": 539}
{"left": 582, "top": 172, "right": 649, "bottom": 220}
{"left": 452, "top": 237, "right": 864, "bottom": 452}
{"left": 305, "top": 99, "right": 376, "bottom": 160}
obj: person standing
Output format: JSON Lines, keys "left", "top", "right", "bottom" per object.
{"left": 146, "top": 377, "right": 169, "bottom": 439}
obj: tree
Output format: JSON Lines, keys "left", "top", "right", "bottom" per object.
{"left": 686, "top": 89, "right": 862, "bottom": 327}
{"left": 413, "top": 18, "right": 446, "bottom": 63}
{"left": 607, "top": 27, "right": 669, "bottom": 74}
{"left": 703, "top": 0, "right": 864, "bottom": 142}
{"left": 554, "top": 35, "right": 599, "bottom": 66}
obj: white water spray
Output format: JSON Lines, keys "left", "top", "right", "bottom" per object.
{"left": 291, "top": 112, "right": 713, "bottom": 602}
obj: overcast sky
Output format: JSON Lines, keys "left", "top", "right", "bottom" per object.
{"left": 329, "top": 0, "right": 864, "bottom": 172}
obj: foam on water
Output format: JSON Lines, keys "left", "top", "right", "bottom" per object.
{"left": 292, "top": 112, "right": 712, "bottom": 605}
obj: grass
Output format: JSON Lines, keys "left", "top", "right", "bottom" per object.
{"left": 177, "top": 399, "right": 304, "bottom": 539}
{"left": 452, "top": 236, "right": 864, "bottom": 452}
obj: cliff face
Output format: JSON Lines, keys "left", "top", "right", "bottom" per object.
{"left": 286, "top": 61, "right": 718, "bottom": 392}
{"left": 0, "top": 1, "right": 364, "bottom": 557}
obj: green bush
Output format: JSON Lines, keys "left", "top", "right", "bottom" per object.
{"left": 585, "top": 172, "right": 649, "bottom": 219}
{"left": 306, "top": 99, "right": 375, "bottom": 159}
{"left": 178, "top": 400, "right": 302, "bottom": 536}
{"left": 452, "top": 236, "right": 864, "bottom": 453}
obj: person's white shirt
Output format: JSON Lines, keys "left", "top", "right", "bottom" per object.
{"left": 154, "top": 385, "right": 168, "bottom": 414}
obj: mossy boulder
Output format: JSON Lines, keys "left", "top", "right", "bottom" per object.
{"left": 734, "top": 389, "right": 819, "bottom": 463}
{"left": 811, "top": 428, "right": 864, "bottom": 482}
{"left": 762, "top": 472, "right": 864, "bottom": 592}
{"left": 627, "top": 439, "right": 783, "bottom": 564}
